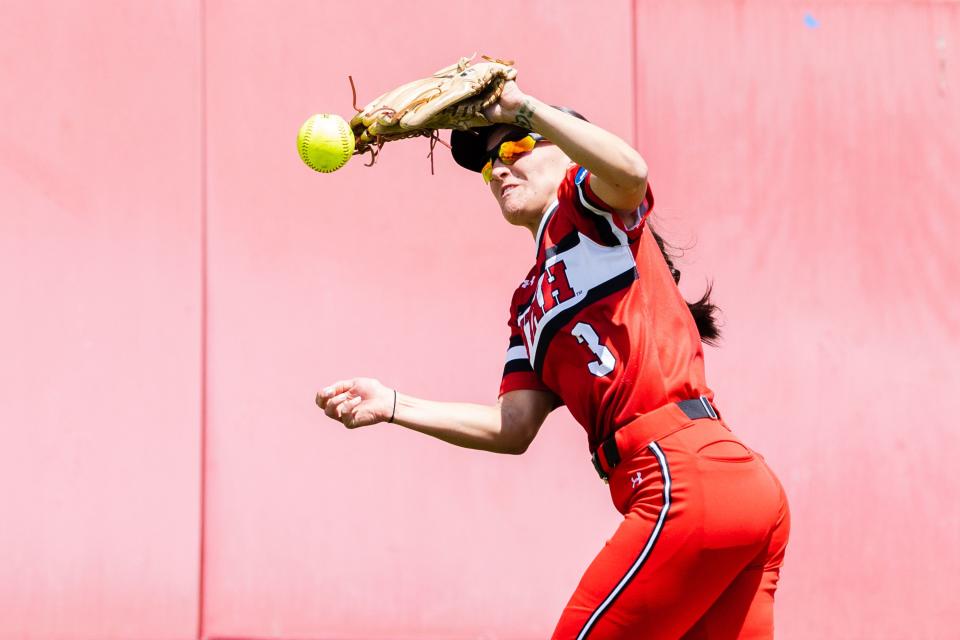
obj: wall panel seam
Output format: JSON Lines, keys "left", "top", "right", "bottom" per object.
{"left": 197, "top": 0, "right": 209, "bottom": 638}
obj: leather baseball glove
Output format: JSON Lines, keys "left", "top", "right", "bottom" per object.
{"left": 349, "top": 55, "right": 516, "bottom": 163}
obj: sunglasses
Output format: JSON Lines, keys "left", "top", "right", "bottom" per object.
{"left": 481, "top": 133, "right": 546, "bottom": 184}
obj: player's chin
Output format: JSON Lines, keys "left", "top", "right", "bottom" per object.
{"left": 497, "top": 194, "right": 524, "bottom": 222}
{"left": 499, "top": 204, "right": 525, "bottom": 226}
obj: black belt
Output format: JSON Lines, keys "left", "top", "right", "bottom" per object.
{"left": 591, "top": 396, "right": 719, "bottom": 481}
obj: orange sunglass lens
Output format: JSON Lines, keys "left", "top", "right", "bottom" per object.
{"left": 481, "top": 160, "right": 494, "bottom": 183}
{"left": 481, "top": 136, "right": 536, "bottom": 183}
{"left": 499, "top": 136, "right": 536, "bottom": 161}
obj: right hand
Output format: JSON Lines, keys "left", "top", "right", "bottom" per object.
{"left": 315, "top": 377, "right": 394, "bottom": 429}
{"left": 482, "top": 79, "right": 530, "bottom": 124}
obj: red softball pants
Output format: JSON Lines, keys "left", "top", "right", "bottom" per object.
{"left": 552, "top": 404, "right": 790, "bottom": 639}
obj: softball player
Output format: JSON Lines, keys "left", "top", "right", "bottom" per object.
{"left": 317, "top": 80, "right": 790, "bottom": 639}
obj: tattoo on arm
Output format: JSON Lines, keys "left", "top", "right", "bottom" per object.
{"left": 515, "top": 99, "right": 536, "bottom": 130}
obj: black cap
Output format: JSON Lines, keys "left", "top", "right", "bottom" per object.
{"left": 450, "top": 106, "right": 588, "bottom": 172}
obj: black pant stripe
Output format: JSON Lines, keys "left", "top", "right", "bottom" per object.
{"left": 576, "top": 442, "right": 673, "bottom": 639}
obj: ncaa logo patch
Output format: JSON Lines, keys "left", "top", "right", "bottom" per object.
{"left": 575, "top": 166, "right": 588, "bottom": 185}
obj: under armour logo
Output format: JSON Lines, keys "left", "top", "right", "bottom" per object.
{"left": 630, "top": 471, "right": 643, "bottom": 488}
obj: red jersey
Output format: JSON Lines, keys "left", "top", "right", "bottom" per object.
{"left": 499, "top": 165, "right": 713, "bottom": 451}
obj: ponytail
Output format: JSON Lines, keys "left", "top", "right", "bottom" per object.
{"left": 649, "top": 226, "right": 722, "bottom": 346}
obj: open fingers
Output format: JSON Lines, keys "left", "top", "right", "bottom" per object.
{"left": 323, "top": 391, "right": 357, "bottom": 420}
{"left": 327, "top": 394, "right": 366, "bottom": 422}
{"left": 316, "top": 379, "right": 355, "bottom": 409}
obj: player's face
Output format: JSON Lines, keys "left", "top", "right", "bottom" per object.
{"left": 485, "top": 126, "right": 572, "bottom": 234}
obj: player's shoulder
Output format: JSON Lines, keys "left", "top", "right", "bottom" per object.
{"left": 554, "top": 163, "right": 653, "bottom": 247}
{"left": 548, "top": 165, "right": 624, "bottom": 248}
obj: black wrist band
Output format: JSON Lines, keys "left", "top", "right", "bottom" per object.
{"left": 388, "top": 389, "right": 397, "bottom": 423}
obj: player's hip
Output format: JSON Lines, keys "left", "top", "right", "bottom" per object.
{"left": 593, "top": 401, "right": 787, "bottom": 545}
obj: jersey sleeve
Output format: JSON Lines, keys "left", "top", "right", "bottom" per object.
{"left": 499, "top": 298, "right": 552, "bottom": 397}
{"left": 557, "top": 164, "right": 655, "bottom": 245}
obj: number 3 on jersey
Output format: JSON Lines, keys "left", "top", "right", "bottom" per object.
{"left": 572, "top": 322, "right": 616, "bottom": 377}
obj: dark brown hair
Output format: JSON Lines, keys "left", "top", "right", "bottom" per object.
{"left": 649, "top": 226, "right": 722, "bottom": 346}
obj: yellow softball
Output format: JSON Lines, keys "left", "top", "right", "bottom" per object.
{"left": 297, "top": 114, "right": 355, "bottom": 173}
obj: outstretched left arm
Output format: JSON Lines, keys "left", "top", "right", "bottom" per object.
{"left": 316, "top": 378, "right": 554, "bottom": 455}
{"left": 486, "top": 81, "right": 649, "bottom": 217}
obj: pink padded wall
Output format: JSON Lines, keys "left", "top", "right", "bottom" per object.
{"left": 0, "top": 2, "right": 202, "bottom": 639}
{"left": 630, "top": 3, "right": 960, "bottom": 638}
